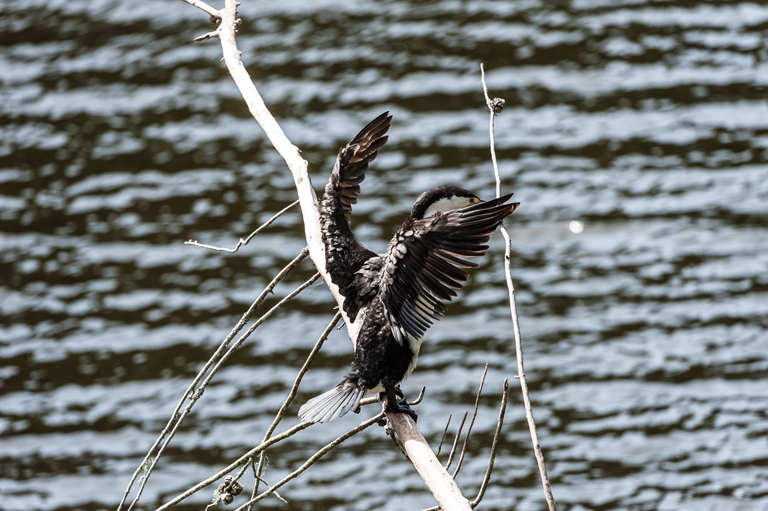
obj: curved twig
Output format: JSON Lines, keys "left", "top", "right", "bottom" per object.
{"left": 186, "top": 199, "right": 299, "bottom": 253}
{"left": 154, "top": 420, "right": 314, "bottom": 511}
{"left": 471, "top": 379, "right": 508, "bottom": 509}
{"left": 481, "top": 63, "right": 557, "bottom": 511}
{"left": 249, "top": 312, "right": 342, "bottom": 508}
{"left": 181, "top": 0, "right": 219, "bottom": 18}
{"left": 436, "top": 415, "right": 452, "bottom": 458}
{"left": 444, "top": 412, "right": 468, "bottom": 472}
{"left": 453, "top": 364, "right": 488, "bottom": 479}
{"left": 128, "top": 270, "right": 319, "bottom": 511}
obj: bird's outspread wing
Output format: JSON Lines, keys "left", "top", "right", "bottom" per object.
{"left": 321, "top": 112, "right": 392, "bottom": 321}
{"left": 327, "top": 112, "right": 392, "bottom": 214}
{"left": 379, "top": 194, "right": 519, "bottom": 346}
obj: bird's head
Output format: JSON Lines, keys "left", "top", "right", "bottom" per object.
{"left": 410, "top": 185, "right": 481, "bottom": 219}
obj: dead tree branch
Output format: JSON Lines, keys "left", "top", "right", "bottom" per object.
{"left": 386, "top": 410, "right": 472, "bottom": 511}
{"left": 471, "top": 379, "right": 508, "bottom": 509}
{"left": 444, "top": 412, "right": 467, "bottom": 472}
{"left": 233, "top": 411, "right": 387, "bottom": 511}
{"left": 481, "top": 63, "right": 558, "bottom": 511}
{"left": 420, "top": 375, "right": 508, "bottom": 511}
{"left": 437, "top": 415, "right": 452, "bottom": 458}
{"left": 169, "top": 2, "right": 503, "bottom": 509}
{"left": 453, "top": 364, "right": 489, "bottom": 479}
{"left": 154, "top": 420, "right": 315, "bottom": 511}
{"left": 125, "top": 271, "right": 319, "bottom": 511}
{"left": 181, "top": 0, "right": 219, "bottom": 18}
{"left": 118, "top": 248, "right": 309, "bottom": 511}
{"left": 186, "top": 199, "right": 299, "bottom": 253}
{"left": 121, "top": 2, "right": 549, "bottom": 510}
{"left": 181, "top": 0, "right": 362, "bottom": 341}
{"left": 249, "top": 312, "right": 342, "bottom": 507}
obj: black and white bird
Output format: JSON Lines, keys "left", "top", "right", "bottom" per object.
{"left": 298, "top": 112, "right": 519, "bottom": 423}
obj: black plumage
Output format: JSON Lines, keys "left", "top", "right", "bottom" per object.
{"left": 299, "top": 113, "right": 519, "bottom": 423}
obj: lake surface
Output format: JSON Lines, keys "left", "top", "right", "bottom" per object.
{"left": 1, "top": 0, "right": 767, "bottom": 510}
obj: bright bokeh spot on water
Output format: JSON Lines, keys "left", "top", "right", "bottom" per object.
{"left": 569, "top": 220, "right": 584, "bottom": 233}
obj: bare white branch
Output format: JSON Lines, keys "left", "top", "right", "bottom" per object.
{"left": 386, "top": 409, "right": 472, "bottom": 511}
{"left": 210, "top": 0, "right": 361, "bottom": 340}
{"left": 181, "top": 0, "right": 220, "bottom": 18}
{"left": 186, "top": 199, "right": 299, "bottom": 253}
{"left": 481, "top": 62, "right": 558, "bottom": 511}
{"left": 193, "top": 30, "right": 219, "bottom": 42}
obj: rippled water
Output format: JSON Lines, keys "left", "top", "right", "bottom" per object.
{"left": 2, "top": 0, "right": 768, "bottom": 510}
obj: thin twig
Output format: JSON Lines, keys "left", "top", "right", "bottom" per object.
{"left": 154, "top": 420, "right": 314, "bottom": 511}
{"left": 132, "top": 272, "right": 320, "bottom": 511}
{"left": 481, "top": 62, "right": 557, "bottom": 511}
{"left": 436, "top": 415, "right": 452, "bottom": 459}
{"left": 118, "top": 249, "right": 309, "bottom": 511}
{"left": 266, "top": 311, "right": 342, "bottom": 439}
{"left": 186, "top": 200, "right": 300, "bottom": 253}
{"left": 194, "top": 31, "right": 219, "bottom": 42}
{"left": 233, "top": 412, "right": 387, "bottom": 511}
{"left": 358, "top": 394, "right": 380, "bottom": 407}
{"left": 250, "top": 464, "right": 288, "bottom": 505}
{"left": 453, "top": 364, "right": 488, "bottom": 479}
{"left": 357, "top": 385, "right": 426, "bottom": 408}
{"left": 249, "top": 312, "right": 342, "bottom": 509}
{"left": 471, "top": 379, "right": 508, "bottom": 509}
{"left": 444, "top": 412, "right": 467, "bottom": 471}
{"left": 410, "top": 386, "right": 426, "bottom": 405}
{"left": 181, "top": 0, "right": 220, "bottom": 18}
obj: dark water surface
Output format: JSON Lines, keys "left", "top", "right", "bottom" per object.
{"left": 2, "top": 0, "right": 768, "bottom": 509}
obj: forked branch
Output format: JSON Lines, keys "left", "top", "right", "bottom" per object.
{"left": 118, "top": 249, "right": 310, "bottom": 511}
{"left": 422, "top": 373, "right": 509, "bottom": 511}
{"left": 180, "top": 0, "right": 362, "bottom": 340}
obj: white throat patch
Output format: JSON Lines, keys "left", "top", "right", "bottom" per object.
{"left": 423, "top": 196, "right": 475, "bottom": 217}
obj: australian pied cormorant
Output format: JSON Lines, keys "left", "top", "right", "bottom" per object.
{"left": 298, "top": 112, "right": 519, "bottom": 423}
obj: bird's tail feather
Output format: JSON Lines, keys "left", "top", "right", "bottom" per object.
{"left": 298, "top": 379, "right": 366, "bottom": 423}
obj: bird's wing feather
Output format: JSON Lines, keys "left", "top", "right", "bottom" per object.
{"left": 328, "top": 112, "right": 392, "bottom": 214}
{"left": 320, "top": 112, "right": 392, "bottom": 321}
{"left": 379, "top": 194, "right": 519, "bottom": 346}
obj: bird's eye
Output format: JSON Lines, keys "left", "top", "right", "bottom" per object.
{"left": 473, "top": 197, "right": 480, "bottom": 203}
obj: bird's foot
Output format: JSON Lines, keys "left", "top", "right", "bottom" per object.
{"left": 380, "top": 387, "right": 419, "bottom": 423}
{"left": 386, "top": 397, "right": 418, "bottom": 423}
